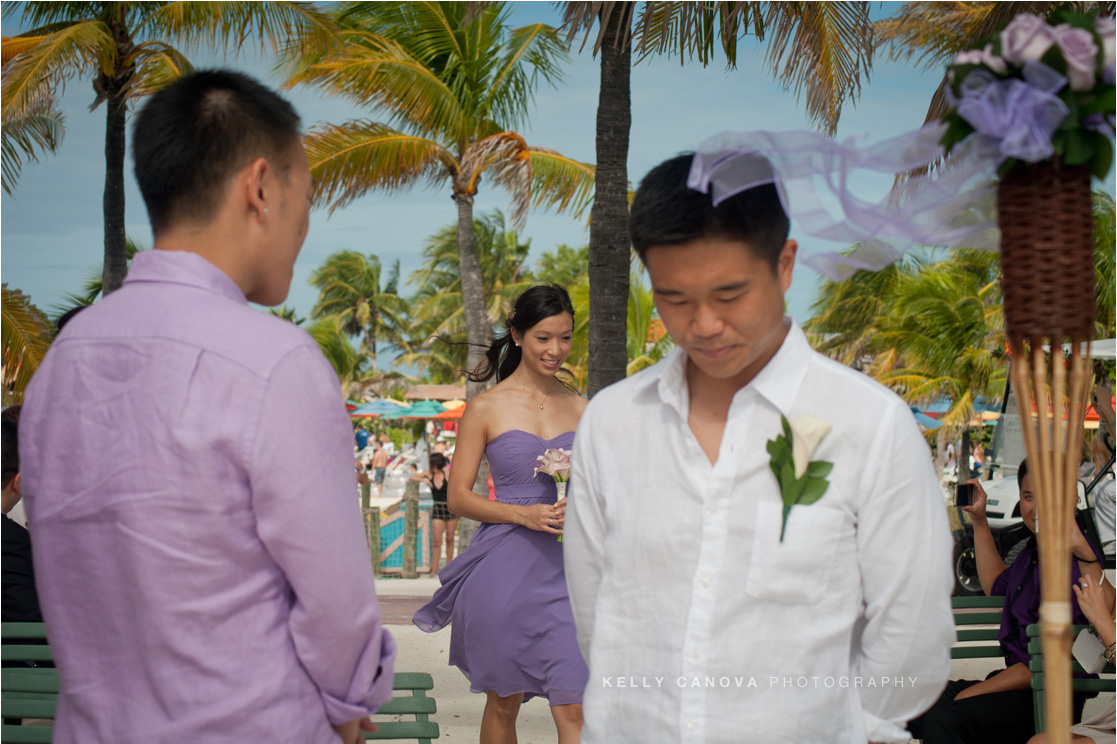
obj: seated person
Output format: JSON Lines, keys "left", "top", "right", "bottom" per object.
{"left": 1, "top": 410, "right": 42, "bottom": 623}
{"left": 1028, "top": 573, "right": 1115, "bottom": 744}
{"left": 908, "top": 458, "right": 1103, "bottom": 743}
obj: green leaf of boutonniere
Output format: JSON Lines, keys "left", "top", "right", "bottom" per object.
{"left": 767, "top": 414, "right": 834, "bottom": 542}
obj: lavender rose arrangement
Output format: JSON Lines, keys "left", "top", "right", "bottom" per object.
{"left": 940, "top": 10, "right": 1115, "bottom": 179}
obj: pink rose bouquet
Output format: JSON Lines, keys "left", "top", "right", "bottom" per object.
{"left": 535, "top": 447, "right": 571, "bottom": 541}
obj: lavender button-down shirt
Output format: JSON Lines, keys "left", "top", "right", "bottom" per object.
{"left": 21, "top": 250, "right": 395, "bottom": 742}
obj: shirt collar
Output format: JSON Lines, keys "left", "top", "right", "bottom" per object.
{"left": 634, "top": 317, "right": 812, "bottom": 418}
{"left": 123, "top": 250, "right": 248, "bottom": 306}
{"left": 749, "top": 319, "right": 812, "bottom": 417}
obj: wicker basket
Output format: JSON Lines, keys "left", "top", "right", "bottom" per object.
{"left": 996, "top": 160, "right": 1095, "bottom": 343}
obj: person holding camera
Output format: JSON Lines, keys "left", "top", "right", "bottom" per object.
{"left": 908, "top": 459, "right": 1103, "bottom": 743}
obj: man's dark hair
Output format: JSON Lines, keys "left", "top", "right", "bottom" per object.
{"left": 1017, "top": 458, "right": 1029, "bottom": 488}
{"left": 132, "top": 70, "right": 302, "bottom": 235}
{"left": 2, "top": 418, "right": 19, "bottom": 489}
{"left": 628, "top": 153, "right": 790, "bottom": 273}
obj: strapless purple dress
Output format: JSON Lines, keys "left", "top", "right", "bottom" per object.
{"left": 412, "top": 430, "right": 588, "bottom": 705}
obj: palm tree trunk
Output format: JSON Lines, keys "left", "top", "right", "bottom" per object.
{"left": 587, "top": 5, "right": 633, "bottom": 398}
{"left": 101, "top": 15, "right": 135, "bottom": 296}
{"left": 455, "top": 191, "right": 491, "bottom": 400}
{"left": 101, "top": 76, "right": 129, "bottom": 295}
{"left": 453, "top": 188, "right": 490, "bottom": 553}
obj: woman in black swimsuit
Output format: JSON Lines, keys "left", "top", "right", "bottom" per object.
{"left": 414, "top": 453, "right": 457, "bottom": 578}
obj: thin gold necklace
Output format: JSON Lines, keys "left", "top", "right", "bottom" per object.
{"left": 515, "top": 372, "right": 555, "bottom": 410}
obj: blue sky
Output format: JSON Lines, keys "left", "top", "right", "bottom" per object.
{"left": 3, "top": 3, "right": 1114, "bottom": 354}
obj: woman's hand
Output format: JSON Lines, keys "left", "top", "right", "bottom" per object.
{"left": 960, "top": 479, "right": 988, "bottom": 524}
{"left": 1073, "top": 575, "right": 1116, "bottom": 631}
{"left": 521, "top": 500, "right": 565, "bottom": 534}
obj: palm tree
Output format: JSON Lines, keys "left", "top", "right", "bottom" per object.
{"left": 1, "top": 35, "right": 65, "bottom": 194}
{"left": 308, "top": 250, "right": 409, "bottom": 367}
{"left": 559, "top": 2, "right": 876, "bottom": 396}
{"left": 284, "top": 1, "right": 594, "bottom": 400}
{"left": 50, "top": 235, "right": 146, "bottom": 322}
{"left": 267, "top": 306, "right": 306, "bottom": 325}
{"left": 2, "top": 285, "right": 54, "bottom": 406}
{"left": 306, "top": 315, "right": 374, "bottom": 401}
{"left": 876, "top": 251, "right": 1005, "bottom": 480}
{"left": 804, "top": 257, "right": 911, "bottom": 376}
{"left": 1, "top": 2, "right": 339, "bottom": 294}
{"left": 1092, "top": 189, "right": 1116, "bottom": 339}
{"left": 626, "top": 271, "right": 674, "bottom": 376}
{"left": 398, "top": 210, "right": 534, "bottom": 383}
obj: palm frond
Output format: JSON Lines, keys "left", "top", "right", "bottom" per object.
{"left": 484, "top": 21, "right": 567, "bottom": 131}
{"left": 1, "top": 35, "right": 50, "bottom": 66}
{"left": 1, "top": 21, "right": 113, "bottom": 125}
{"left": 761, "top": 2, "right": 874, "bottom": 136}
{"left": 1, "top": 285, "right": 54, "bottom": 405}
{"left": 136, "top": 1, "right": 341, "bottom": 58}
{"left": 461, "top": 131, "right": 532, "bottom": 223}
{"left": 303, "top": 121, "right": 455, "bottom": 212}
{"left": 127, "top": 41, "right": 194, "bottom": 99}
{"left": 527, "top": 147, "right": 596, "bottom": 220}
{"left": 1, "top": 95, "right": 64, "bottom": 194}
{"left": 560, "top": 2, "right": 635, "bottom": 55}
{"left": 285, "top": 30, "right": 467, "bottom": 142}
{"left": 632, "top": 2, "right": 763, "bottom": 66}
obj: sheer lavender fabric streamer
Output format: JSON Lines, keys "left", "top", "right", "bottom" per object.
{"left": 687, "top": 124, "right": 1004, "bottom": 281}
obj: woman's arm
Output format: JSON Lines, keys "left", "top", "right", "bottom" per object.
{"left": 953, "top": 662, "right": 1031, "bottom": 700}
{"left": 446, "top": 401, "right": 562, "bottom": 534}
{"left": 962, "top": 480, "right": 1007, "bottom": 594}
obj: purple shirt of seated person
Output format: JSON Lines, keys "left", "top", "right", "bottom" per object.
{"left": 19, "top": 71, "right": 394, "bottom": 744}
{"left": 992, "top": 534, "right": 1099, "bottom": 670}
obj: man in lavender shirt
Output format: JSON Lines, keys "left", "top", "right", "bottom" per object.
{"left": 19, "top": 71, "right": 396, "bottom": 743}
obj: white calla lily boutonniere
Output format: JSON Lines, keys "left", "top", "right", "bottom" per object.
{"left": 766, "top": 414, "right": 834, "bottom": 542}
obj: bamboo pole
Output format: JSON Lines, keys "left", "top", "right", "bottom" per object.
{"left": 1009, "top": 338, "right": 1094, "bottom": 743}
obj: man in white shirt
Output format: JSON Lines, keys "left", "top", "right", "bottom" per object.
{"left": 564, "top": 154, "right": 955, "bottom": 743}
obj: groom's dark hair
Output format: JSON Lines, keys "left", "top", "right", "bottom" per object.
{"left": 629, "top": 153, "right": 790, "bottom": 275}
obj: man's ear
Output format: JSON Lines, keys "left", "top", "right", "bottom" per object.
{"left": 777, "top": 239, "right": 797, "bottom": 293}
{"left": 11, "top": 472, "right": 20, "bottom": 496}
{"left": 243, "top": 157, "right": 271, "bottom": 222}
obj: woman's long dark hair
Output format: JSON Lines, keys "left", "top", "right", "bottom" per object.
{"left": 468, "top": 284, "right": 575, "bottom": 383}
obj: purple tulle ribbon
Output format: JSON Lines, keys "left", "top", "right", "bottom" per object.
{"left": 954, "top": 64, "right": 1068, "bottom": 162}
{"left": 688, "top": 126, "right": 1002, "bottom": 281}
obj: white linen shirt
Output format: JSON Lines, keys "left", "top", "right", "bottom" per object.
{"left": 565, "top": 320, "right": 954, "bottom": 744}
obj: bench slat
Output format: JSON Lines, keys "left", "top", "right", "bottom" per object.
{"left": 365, "top": 721, "right": 440, "bottom": 740}
{"left": 375, "top": 697, "right": 437, "bottom": 715}
{"left": 391, "top": 673, "right": 434, "bottom": 691}
{"left": 1, "top": 669, "right": 59, "bottom": 694}
{"left": 0, "top": 725, "right": 53, "bottom": 744}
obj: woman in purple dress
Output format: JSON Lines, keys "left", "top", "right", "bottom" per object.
{"left": 413, "top": 285, "right": 588, "bottom": 743}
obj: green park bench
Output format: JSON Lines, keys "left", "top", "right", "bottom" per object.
{"left": 951, "top": 594, "right": 1006, "bottom": 659}
{"left": 1, "top": 623, "right": 439, "bottom": 743}
{"left": 1026, "top": 623, "right": 1116, "bottom": 733}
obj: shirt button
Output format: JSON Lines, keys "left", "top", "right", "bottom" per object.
{"left": 690, "top": 650, "right": 700, "bottom": 661}
{"left": 700, "top": 577, "right": 711, "bottom": 588}
{"left": 687, "top": 720, "right": 697, "bottom": 730}
{"left": 707, "top": 504, "right": 718, "bottom": 515}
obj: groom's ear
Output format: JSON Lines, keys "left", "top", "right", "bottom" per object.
{"left": 776, "top": 240, "right": 797, "bottom": 294}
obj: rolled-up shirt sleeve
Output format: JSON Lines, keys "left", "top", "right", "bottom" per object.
{"left": 853, "top": 405, "right": 955, "bottom": 743}
{"left": 566, "top": 402, "right": 607, "bottom": 662}
{"left": 249, "top": 345, "right": 396, "bottom": 724}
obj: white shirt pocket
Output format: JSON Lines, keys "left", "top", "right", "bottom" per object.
{"left": 745, "top": 499, "right": 842, "bottom": 604}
